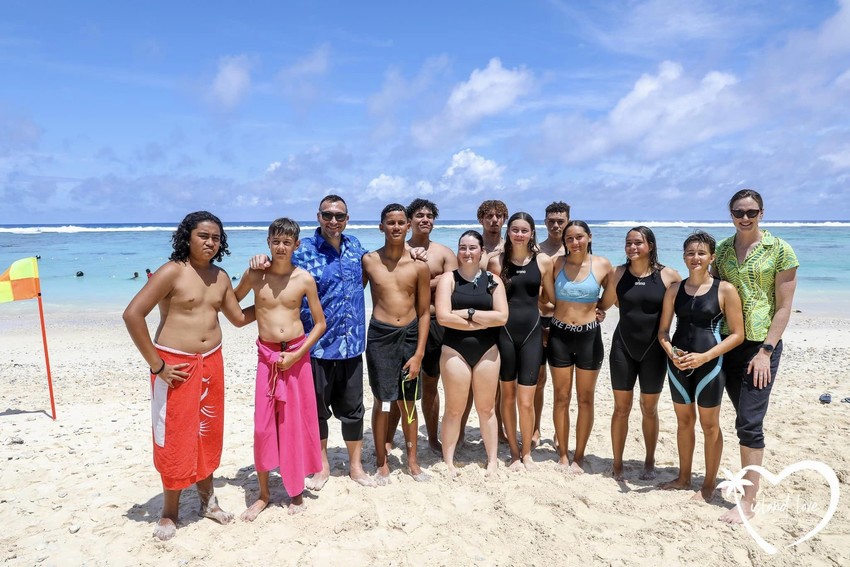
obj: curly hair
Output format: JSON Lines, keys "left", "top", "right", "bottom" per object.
{"left": 477, "top": 200, "right": 508, "bottom": 221}
{"left": 170, "top": 211, "right": 229, "bottom": 263}
{"left": 407, "top": 198, "right": 439, "bottom": 219}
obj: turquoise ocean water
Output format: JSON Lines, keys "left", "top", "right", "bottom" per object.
{"left": 1, "top": 220, "right": 848, "bottom": 315}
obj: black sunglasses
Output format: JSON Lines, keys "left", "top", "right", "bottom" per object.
{"left": 319, "top": 211, "right": 348, "bottom": 222}
{"left": 731, "top": 209, "right": 761, "bottom": 219}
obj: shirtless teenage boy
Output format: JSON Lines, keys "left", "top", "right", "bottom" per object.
{"left": 234, "top": 218, "right": 326, "bottom": 520}
{"left": 363, "top": 203, "right": 431, "bottom": 484}
{"left": 386, "top": 198, "right": 457, "bottom": 453}
{"left": 478, "top": 200, "right": 508, "bottom": 269}
{"left": 123, "top": 211, "right": 254, "bottom": 541}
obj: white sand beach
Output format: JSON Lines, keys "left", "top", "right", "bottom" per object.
{"left": 1, "top": 306, "right": 848, "bottom": 566}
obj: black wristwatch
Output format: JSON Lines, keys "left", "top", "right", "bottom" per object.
{"left": 759, "top": 343, "right": 775, "bottom": 354}
{"left": 467, "top": 308, "right": 475, "bottom": 321}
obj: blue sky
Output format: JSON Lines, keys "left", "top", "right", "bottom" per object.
{"left": 1, "top": 0, "right": 848, "bottom": 223}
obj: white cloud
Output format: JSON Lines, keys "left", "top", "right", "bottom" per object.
{"left": 543, "top": 61, "right": 745, "bottom": 162}
{"left": 439, "top": 149, "right": 505, "bottom": 195}
{"left": 266, "top": 161, "right": 281, "bottom": 174}
{"left": 209, "top": 55, "right": 252, "bottom": 110}
{"left": 286, "top": 43, "right": 331, "bottom": 77}
{"left": 364, "top": 173, "right": 409, "bottom": 200}
{"left": 412, "top": 58, "right": 534, "bottom": 147}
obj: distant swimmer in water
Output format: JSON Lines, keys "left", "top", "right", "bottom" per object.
{"left": 146, "top": 268, "right": 153, "bottom": 279}
{"left": 75, "top": 271, "right": 84, "bottom": 277}
{"left": 132, "top": 272, "right": 140, "bottom": 279}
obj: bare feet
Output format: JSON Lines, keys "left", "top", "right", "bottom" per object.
{"left": 153, "top": 518, "right": 177, "bottom": 541}
{"left": 522, "top": 455, "right": 537, "bottom": 471}
{"left": 485, "top": 460, "right": 499, "bottom": 478}
{"left": 240, "top": 499, "right": 268, "bottom": 522}
{"left": 373, "top": 468, "right": 392, "bottom": 486}
{"left": 639, "top": 466, "right": 657, "bottom": 481}
{"left": 507, "top": 459, "right": 525, "bottom": 472}
{"left": 410, "top": 470, "right": 431, "bottom": 482}
{"left": 569, "top": 461, "right": 585, "bottom": 475}
{"left": 200, "top": 495, "right": 234, "bottom": 524}
{"left": 691, "top": 487, "right": 717, "bottom": 502}
{"left": 719, "top": 500, "right": 755, "bottom": 524}
{"left": 288, "top": 502, "right": 307, "bottom": 515}
{"left": 351, "top": 470, "right": 378, "bottom": 487}
{"left": 659, "top": 478, "right": 692, "bottom": 491}
{"left": 446, "top": 464, "right": 460, "bottom": 479}
{"left": 611, "top": 465, "right": 625, "bottom": 481}
{"left": 305, "top": 472, "right": 329, "bottom": 491}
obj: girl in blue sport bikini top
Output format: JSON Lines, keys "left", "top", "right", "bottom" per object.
{"left": 555, "top": 255, "right": 601, "bottom": 303}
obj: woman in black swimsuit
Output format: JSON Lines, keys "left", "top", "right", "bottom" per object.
{"left": 657, "top": 231, "right": 744, "bottom": 502}
{"left": 608, "top": 227, "right": 680, "bottom": 481}
{"left": 488, "top": 212, "right": 555, "bottom": 470}
{"left": 436, "top": 230, "right": 509, "bottom": 477}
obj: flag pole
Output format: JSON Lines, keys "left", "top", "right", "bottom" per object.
{"left": 36, "top": 293, "right": 57, "bottom": 420}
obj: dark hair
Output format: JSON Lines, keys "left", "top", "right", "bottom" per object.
{"left": 268, "top": 217, "right": 300, "bottom": 240}
{"left": 545, "top": 201, "right": 571, "bottom": 217}
{"left": 319, "top": 194, "right": 348, "bottom": 212}
{"left": 458, "top": 229, "right": 484, "bottom": 248}
{"left": 477, "top": 200, "right": 508, "bottom": 220}
{"left": 170, "top": 211, "right": 229, "bottom": 263}
{"left": 502, "top": 212, "right": 539, "bottom": 289}
{"left": 625, "top": 226, "right": 664, "bottom": 271}
{"left": 562, "top": 220, "right": 592, "bottom": 254}
{"left": 381, "top": 203, "right": 408, "bottom": 222}
{"left": 683, "top": 230, "right": 716, "bottom": 254}
{"left": 407, "top": 198, "right": 439, "bottom": 219}
{"left": 728, "top": 189, "right": 764, "bottom": 211}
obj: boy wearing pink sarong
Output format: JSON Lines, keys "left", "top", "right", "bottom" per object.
{"left": 235, "top": 218, "right": 326, "bottom": 519}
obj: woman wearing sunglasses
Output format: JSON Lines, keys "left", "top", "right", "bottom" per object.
{"left": 657, "top": 231, "right": 743, "bottom": 502}
{"left": 714, "top": 190, "right": 799, "bottom": 523}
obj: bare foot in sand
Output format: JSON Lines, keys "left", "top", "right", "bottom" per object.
{"left": 569, "top": 461, "right": 585, "bottom": 475}
{"left": 347, "top": 469, "right": 377, "bottom": 487}
{"left": 610, "top": 464, "right": 625, "bottom": 481}
{"left": 445, "top": 463, "right": 460, "bottom": 479}
{"left": 305, "top": 472, "right": 329, "bottom": 491}
{"left": 410, "top": 469, "right": 431, "bottom": 482}
{"left": 287, "top": 493, "right": 307, "bottom": 515}
{"left": 719, "top": 500, "right": 755, "bottom": 524}
{"left": 200, "top": 495, "right": 234, "bottom": 524}
{"left": 522, "top": 455, "right": 537, "bottom": 471}
{"left": 153, "top": 518, "right": 177, "bottom": 541}
{"left": 240, "top": 498, "right": 268, "bottom": 522}
{"left": 691, "top": 487, "right": 717, "bottom": 502}
{"left": 639, "top": 464, "right": 657, "bottom": 480}
{"left": 373, "top": 468, "right": 392, "bottom": 486}
{"left": 485, "top": 460, "right": 499, "bottom": 478}
{"left": 507, "top": 459, "right": 524, "bottom": 472}
{"left": 659, "top": 478, "right": 692, "bottom": 491}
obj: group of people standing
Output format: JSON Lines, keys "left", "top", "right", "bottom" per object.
{"left": 124, "top": 189, "right": 797, "bottom": 541}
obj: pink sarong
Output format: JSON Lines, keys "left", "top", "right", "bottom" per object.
{"left": 254, "top": 336, "right": 322, "bottom": 496}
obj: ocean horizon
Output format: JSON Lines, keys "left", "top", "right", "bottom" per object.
{"left": 2, "top": 220, "right": 848, "bottom": 316}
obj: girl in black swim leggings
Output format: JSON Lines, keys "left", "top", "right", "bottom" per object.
{"left": 488, "top": 212, "right": 555, "bottom": 471}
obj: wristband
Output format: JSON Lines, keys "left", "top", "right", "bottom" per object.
{"left": 150, "top": 359, "right": 166, "bottom": 375}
